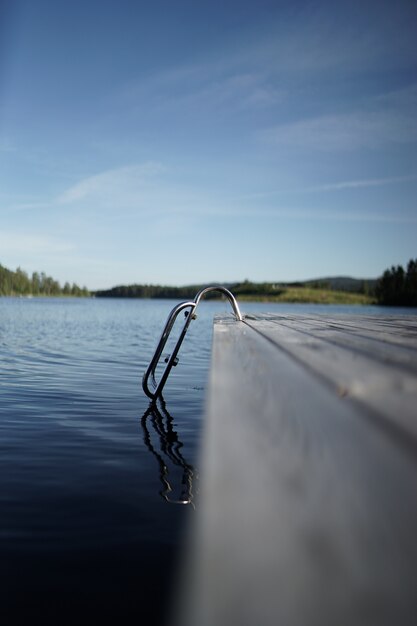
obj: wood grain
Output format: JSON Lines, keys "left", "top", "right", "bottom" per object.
{"left": 178, "top": 314, "right": 417, "bottom": 626}
{"left": 243, "top": 314, "right": 417, "bottom": 442}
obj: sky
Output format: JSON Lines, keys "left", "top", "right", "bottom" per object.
{"left": 0, "top": 0, "right": 416, "bottom": 290}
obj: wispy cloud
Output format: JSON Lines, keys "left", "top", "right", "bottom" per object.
{"left": 114, "top": 2, "right": 417, "bottom": 127}
{"left": 260, "top": 107, "right": 417, "bottom": 151}
{"left": 58, "top": 162, "right": 163, "bottom": 205}
{"left": 269, "top": 2, "right": 417, "bottom": 75}
{"left": 306, "top": 174, "right": 417, "bottom": 192}
{"left": 163, "top": 71, "right": 283, "bottom": 112}
{"left": 119, "top": 62, "right": 285, "bottom": 122}
{"left": 240, "top": 207, "right": 417, "bottom": 224}
{"left": 54, "top": 159, "right": 417, "bottom": 226}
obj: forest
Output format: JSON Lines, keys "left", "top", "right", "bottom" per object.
{"left": 1, "top": 259, "right": 416, "bottom": 306}
{"left": 375, "top": 259, "right": 417, "bottom": 306}
{"left": 95, "top": 261, "right": 417, "bottom": 307}
{"left": 94, "top": 278, "right": 374, "bottom": 305}
{"left": 0, "top": 264, "right": 89, "bottom": 297}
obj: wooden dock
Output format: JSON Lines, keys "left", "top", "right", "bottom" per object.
{"left": 178, "top": 313, "right": 417, "bottom": 626}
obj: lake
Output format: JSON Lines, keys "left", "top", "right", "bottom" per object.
{"left": 0, "top": 296, "right": 414, "bottom": 625}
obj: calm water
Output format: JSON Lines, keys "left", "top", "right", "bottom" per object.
{"left": 0, "top": 296, "right": 414, "bottom": 625}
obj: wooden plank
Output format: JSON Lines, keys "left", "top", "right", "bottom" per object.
{"left": 277, "top": 314, "right": 417, "bottom": 352}
{"left": 249, "top": 313, "right": 417, "bottom": 351}
{"left": 243, "top": 315, "right": 417, "bottom": 442}
{"left": 177, "top": 316, "right": 417, "bottom": 626}
{"left": 277, "top": 322, "right": 417, "bottom": 372}
{"left": 252, "top": 315, "right": 417, "bottom": 374}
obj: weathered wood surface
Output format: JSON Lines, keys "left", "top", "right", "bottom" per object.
{"left": 178, "top": 314, "right": 417, "bottom": 626}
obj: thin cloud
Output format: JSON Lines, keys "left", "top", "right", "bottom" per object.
{"left": 260, "top": 109, "right": 417, "bottom": 151}
{"left": 55, "top": 165, "right": 417, "bottom": 224}
{"left": 114, "top": 2, "right": 417, "bottom": 126}
{"left": 307, "top": 174, "right": 417, "bottom": 192}
{"left": 57, "top": 162, "right": 164, "bottom": 205}
{"left": 236, "top": 207, "right": 417, "bottom": 223}
{"left": 375, "top": 82, "right": 417, "bottom": 109}
{"left": 145, "top": 203, "right": 417, "bottom": 224}
{"left": 120, "top": 64, "right": 284, "bottom": 119}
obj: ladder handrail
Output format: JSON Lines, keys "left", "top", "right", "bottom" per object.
{"left": 142, "top": 286, "right": 242, "bottom": 400}
{"left": 142, "top": 300, "right": 196, "bottom": 399}
{"left": 193, "top": 285, "right": 243, "bottom": 321}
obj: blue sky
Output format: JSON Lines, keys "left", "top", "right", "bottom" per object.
{"left": 1, "top": 0, "right": 416, "bottom": 289}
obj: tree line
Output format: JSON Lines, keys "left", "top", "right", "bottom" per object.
{"left": 96, "top": 265, "right": 417, "bottom": 308}
{"left": 94, "top": 283, "right": 212, "bottom": 299}
{"left": 0, "top": 263, "right": 89, "bottom": 297}
{"left": 375, "top": 259, "right": 417, "bottom": 306}
{"left": 95, "top": 281, "right": 283, "bottom": 299}
{"left": 94, "top": 279, "right": 369, "bottom": 300}
{"left": 4, "top": 259, "right": 414, "bottom": 305}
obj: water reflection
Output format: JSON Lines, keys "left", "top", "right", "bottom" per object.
{"left": 141, "top": 398, "right": 198, "bottom": 507}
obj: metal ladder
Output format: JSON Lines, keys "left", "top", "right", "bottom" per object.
{"left": 142, "top": 286, "right": 243, "bottom": 400}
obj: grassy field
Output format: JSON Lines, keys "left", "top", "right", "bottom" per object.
{"left": 237, "top": 287, "right": 375, "bottom": 305}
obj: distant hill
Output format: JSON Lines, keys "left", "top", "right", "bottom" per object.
{"left": 301, "top": 276, "right": 377, "bottom": 294}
